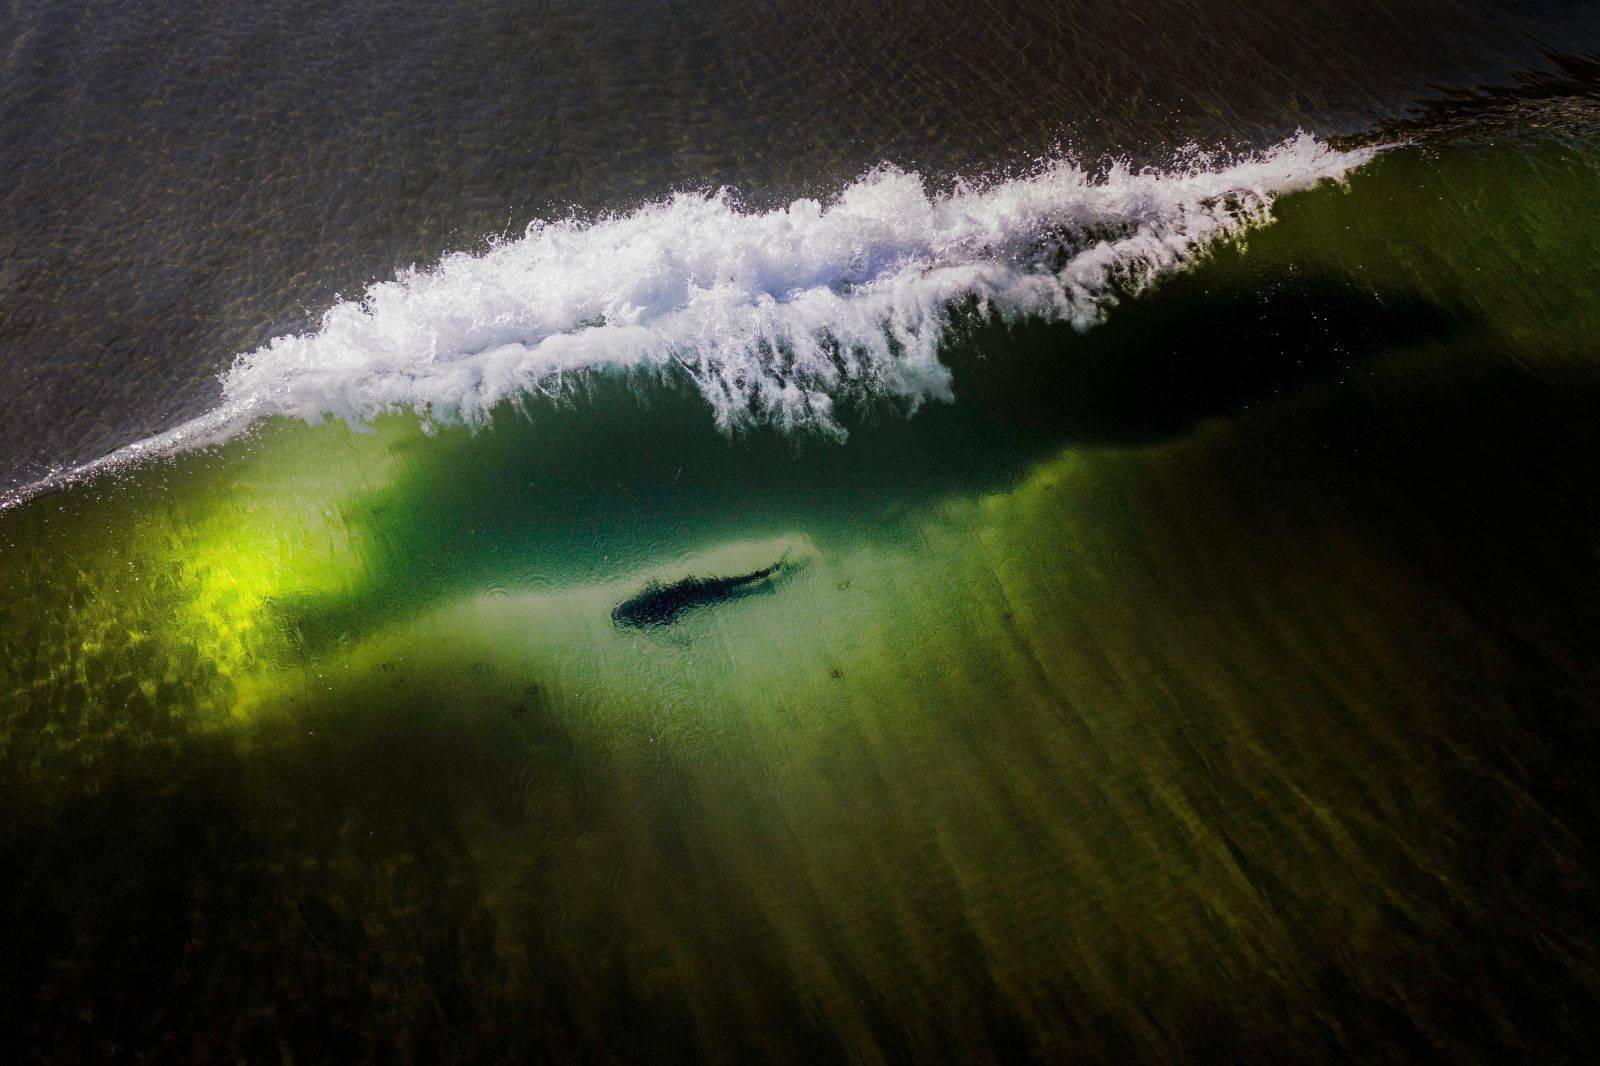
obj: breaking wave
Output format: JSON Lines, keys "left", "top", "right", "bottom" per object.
{"left": 4, "top": 133, "right": 1375, "bottom": 508}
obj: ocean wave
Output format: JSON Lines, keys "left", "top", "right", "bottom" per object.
{"left": 3, "top": 133, "right": 1374, "bottom": 509}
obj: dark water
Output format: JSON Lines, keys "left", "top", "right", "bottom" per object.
{"left": 6, "top": 1, "right": 1600, "bottom": 1062}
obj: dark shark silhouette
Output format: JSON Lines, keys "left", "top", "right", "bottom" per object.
{"left": 612, "top": 555, "right": 792, "bottom": 629}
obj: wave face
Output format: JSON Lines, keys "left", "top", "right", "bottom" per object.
{"left": 4, "top": 135, "right": 1373, "bottom": 507}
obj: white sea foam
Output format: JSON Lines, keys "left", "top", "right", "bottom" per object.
{"left": 3, "top": 134, "right": 1375, "bottom": 508}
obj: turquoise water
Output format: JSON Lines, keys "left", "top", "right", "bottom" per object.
{"left": 7, "top": 131, "right": 1600, "bottom": 1058}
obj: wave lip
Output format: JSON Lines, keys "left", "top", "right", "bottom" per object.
{"left": 3, "top": 134, "right": 1375, "bottom": 511}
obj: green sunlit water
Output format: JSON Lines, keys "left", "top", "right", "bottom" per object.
{"left": 6, "top": 140, "right": 1600, "bottom": 1058}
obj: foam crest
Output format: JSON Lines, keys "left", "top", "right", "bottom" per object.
{"left": 227, "top": 133, "right": 1370, "bottom": 437}
{"left": 3, "top": 134, "right": 1374, "bottom": 508}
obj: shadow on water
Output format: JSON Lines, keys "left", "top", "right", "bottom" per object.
{"left": 611, "top": 555, "right": 802, "bottom": 629}
{"left": 275, "top": 265, "right": 1466, "bottom": 650}
{"left": 1341, "top": 50, "right": 1600, "bottom": 147}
